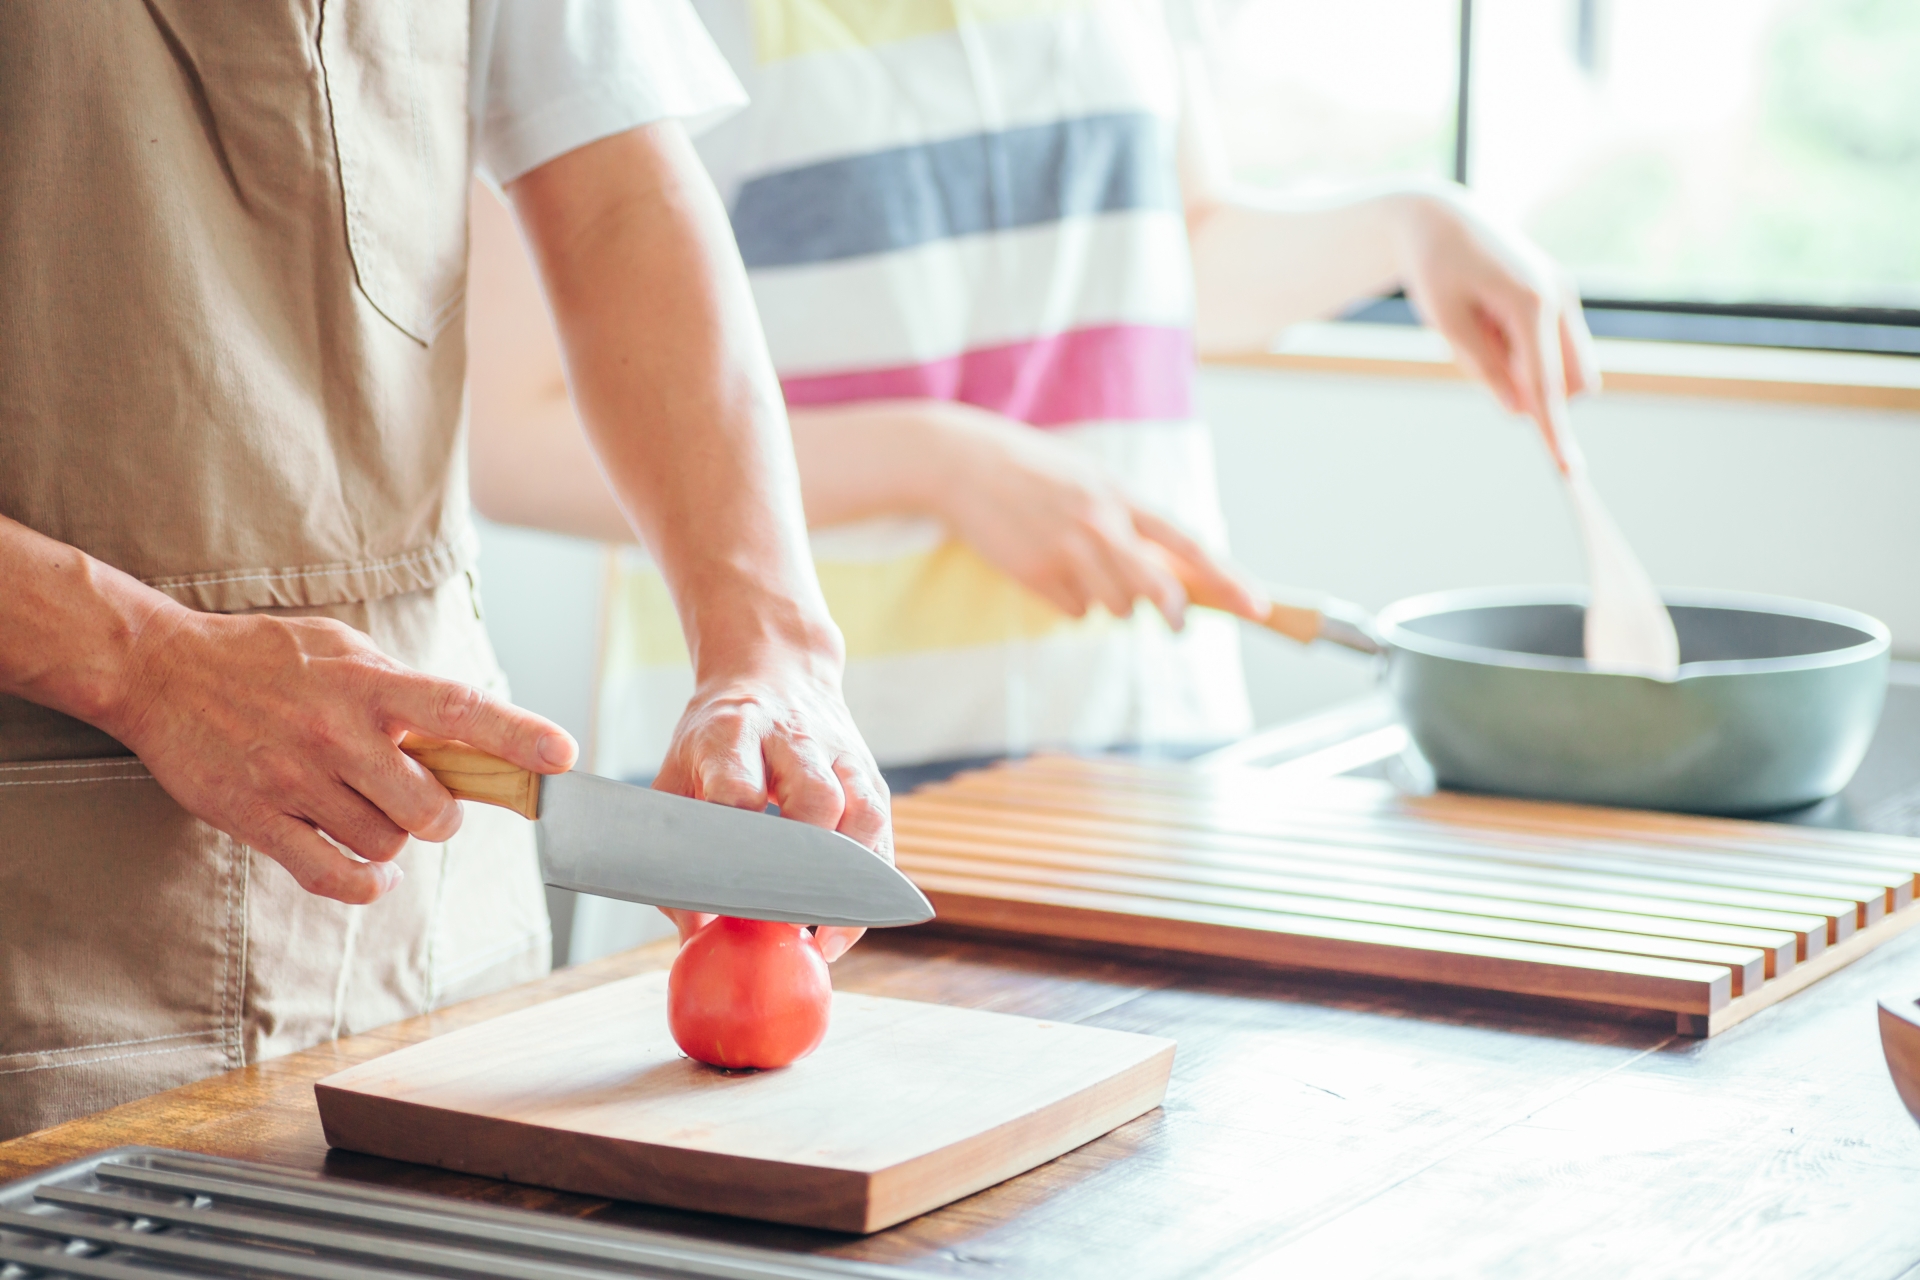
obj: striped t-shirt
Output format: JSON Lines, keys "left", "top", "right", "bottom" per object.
{"left": 595, "top": 0, "right": 1252, "bottom": 778}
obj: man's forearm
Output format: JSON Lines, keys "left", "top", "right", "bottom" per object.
{"left": 506, "top": 122, "right": 841, "bottom": 674}
{"left": 0, "top": 514, "right": 177, "bottom": 732}
{"left": 505, "top": 120, "right": 890, "bottom": 885}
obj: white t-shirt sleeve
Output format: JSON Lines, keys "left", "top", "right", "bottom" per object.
{"left": 1161, "top": 0, "right": 1221, "bottom": 50}
{"left": 471, "top": 0, "right": 749, "bottom": 188}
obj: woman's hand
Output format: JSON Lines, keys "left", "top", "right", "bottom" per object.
{"left": 1389, "top": 190, "right": 1600, "bottom": 472}
{"left": 651, "top": 643, "right": 889, "bottom": 964}
{"left": 1179, "top": 50, "right": 1596, "bottom": 474}
{"left": 917, "top": 403, "right": 1266, "bottom": 627}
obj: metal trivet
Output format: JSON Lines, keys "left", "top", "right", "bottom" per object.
{"left": 0, "top": 1147, "right": 916, "bottom": 1279}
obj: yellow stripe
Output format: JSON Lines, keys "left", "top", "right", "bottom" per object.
{"left": 748, "top": 0, "right": 1100, "bottom": 62}
{"left": 606, "top": 540, "right": 1114, "bottom": 669}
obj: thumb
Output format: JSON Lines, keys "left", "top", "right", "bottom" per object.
{"left": 815, "top": 924, "right": 865, "bottom": 963}
{"left": 661, "top": 906, "right": 715, "bottom": 944}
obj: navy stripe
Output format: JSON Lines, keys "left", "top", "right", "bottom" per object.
{"left": 731, "top": 111, "right": 1179, "bottom": 269}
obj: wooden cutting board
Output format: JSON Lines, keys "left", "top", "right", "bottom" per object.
{"left": 893, "top": 755, "right": 1920, "bottom": 1037}
{"left": 315, "top": 971, "right": 1175, "bottom": 1233}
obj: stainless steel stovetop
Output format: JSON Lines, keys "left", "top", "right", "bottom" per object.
{"left": 1201, "top": 661, "right": 1920, "bottom": 836}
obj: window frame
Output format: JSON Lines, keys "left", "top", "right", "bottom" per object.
{"left": 1363, "top": 0, "right": 1920, "bottom": 356}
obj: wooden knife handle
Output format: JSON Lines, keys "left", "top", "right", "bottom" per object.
{"left": 400, "top": 734, "right": 542, "bottom": 820}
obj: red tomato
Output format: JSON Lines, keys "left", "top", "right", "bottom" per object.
{"left": 667, "top": 916, "right": 832, "bottom": 1069}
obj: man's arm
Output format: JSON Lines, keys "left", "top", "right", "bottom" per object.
{"left": 0, "top": 514, "right": 576, "bottom": 903}
{"left": 1176, "top": 51, "right": 1599, "bottom": 470}
{"left": 501, "top": 121, "right": 889, "bottom": 959}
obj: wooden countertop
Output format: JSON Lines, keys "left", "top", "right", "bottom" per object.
{"left": 5, "top": 923, "right": 1920, "bottom": 1278}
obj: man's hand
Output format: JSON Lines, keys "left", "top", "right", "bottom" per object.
{"left": 100, "top": 606, "right": 577, "bottom": 904}
{"left": 651, "top": 651, "right": 889, "bottom": 962}
{"left": 0, "top": 514, "right": 576, "bottom": 905}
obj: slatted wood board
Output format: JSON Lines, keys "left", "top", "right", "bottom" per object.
{"left": 892, "top": 755, "right": 1920, "bottom": 1036}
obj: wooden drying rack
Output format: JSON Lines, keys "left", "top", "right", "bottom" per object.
{"left": 892, "top": 755, "right": 1920, "bottom": 1036}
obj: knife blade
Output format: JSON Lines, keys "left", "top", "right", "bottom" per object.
{"left": 399, "top": 737, "right": 933, "bottom": 928}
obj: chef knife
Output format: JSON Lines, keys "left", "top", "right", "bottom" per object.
{"left": 399, "top": 736, "right": 933, "bottom": 928}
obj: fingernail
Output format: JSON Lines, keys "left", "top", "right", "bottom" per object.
{"left": 379, "top": 863, "right": 405, "bottom": 892}
{"left": 538, "top": 732, "right": 575, "bottom": 768}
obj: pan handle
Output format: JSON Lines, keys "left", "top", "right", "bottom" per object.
{"left": 1245, "top": 591, "right": 1385, "bottom": 656}
{"left": 1164, "top": 556, "right": 1386, "bottom": 655}
{"left": 1314, "top": 596, "right": 1388, "bottom": 656}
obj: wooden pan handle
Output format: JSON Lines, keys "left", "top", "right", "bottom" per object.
{"left": 1151, "top": 546, "right": 1383, "bottom": 652}
{"left": 400, "top": 734, "right": 542, "bottom": 820}
{"left": 1163, "top": 557, "right": 1324, "bottom": 647}
{"left": 1257, "top": 600, "right": 1324, "bottom": 645}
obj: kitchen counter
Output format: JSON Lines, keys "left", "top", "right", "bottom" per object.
{"left": 5, "top": 910, "right": 1920, "bottom": 1278}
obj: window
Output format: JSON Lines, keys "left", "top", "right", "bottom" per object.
{"left": 1208, "top": 0, "right": 1920, "bottom": 353}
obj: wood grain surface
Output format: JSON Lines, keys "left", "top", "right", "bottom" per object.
{"left": 5, "top": 923, "right": 1920, "bottom": 1279}
{"left": 893, "top": 759, "right": 1920, "bottom": 1033}
{"left": 315, "top": 973, "right": 1174, "bottom": 1232}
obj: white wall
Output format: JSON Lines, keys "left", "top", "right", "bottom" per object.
{"left": 474, "top": 520, "right": 604, "bottom": 749}
{"left": 476, "top": 368, "right": 1920, "bottom": 963}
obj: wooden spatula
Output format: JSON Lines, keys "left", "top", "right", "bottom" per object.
{"left": 1544, "top": 401, "right": 1680, "bottom": 678}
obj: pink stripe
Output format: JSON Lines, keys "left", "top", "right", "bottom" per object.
{"left": 779, "top": 325, "right": 1193, "bottom": 427}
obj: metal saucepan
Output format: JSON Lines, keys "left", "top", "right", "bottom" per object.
{"left": 1239, "top": 584, "right": 1891, "bottom": 816}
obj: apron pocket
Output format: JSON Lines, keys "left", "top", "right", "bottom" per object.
{"left": 0, "top": 757, "right": 245, "bottom": 1140}
{"left": 319, "top": 0, "right": 471, "bottom": 344}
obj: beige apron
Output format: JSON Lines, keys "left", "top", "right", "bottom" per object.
{"left": 0, "top": 2, "right": 548, "bottom": 1139}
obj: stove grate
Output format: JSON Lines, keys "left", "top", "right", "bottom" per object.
{"left": 0, "top": 1147, "right": 917, "bottom": 1279}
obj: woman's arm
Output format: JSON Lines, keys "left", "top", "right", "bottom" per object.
{"left": 1176, "top": 48, "right": 1598, "bottom": 470}
{"left": 787, "top": 399, "right": 1261, "bottom": 625}
{"left": 468, "top": 182, "right": 634, "bottom": 543}
{"left": 468, "top": 184, "right": 1264, "bottom": 629}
